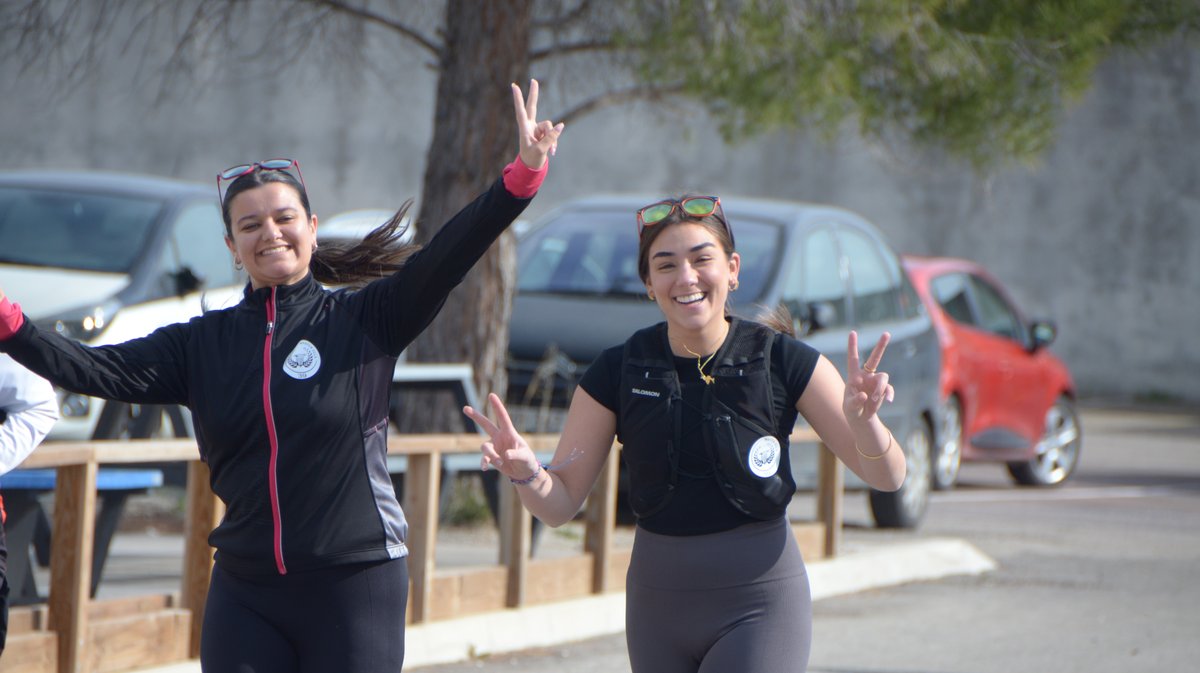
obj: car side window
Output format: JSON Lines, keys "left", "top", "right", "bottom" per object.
{"left": 968, "top": 274, "right": 1023, "bottom": 341}
{"left": 930, "top": 272, "right": 974, "bottom": 325}
{"left": 797, "top": 228, "right": 848, "bottom": 330}
{"left": 518, "top": 214, "right": 638, "bottom": 294}
{"left": 838, "top": 227, "right": 902, "bottom": 325}
{"left": 169, "top": 201, "right": 239, "bottom": 291}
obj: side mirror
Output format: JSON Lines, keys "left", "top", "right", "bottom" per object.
{"left": 172, "top": 266, "right": 205, "bottom": 297}
{"left": 1029, "top": 320, "right": 1057, "bottom": 351}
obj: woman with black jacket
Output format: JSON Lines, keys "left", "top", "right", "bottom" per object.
{"left": 0, "top": 80, "right": 563, "bottom": 673}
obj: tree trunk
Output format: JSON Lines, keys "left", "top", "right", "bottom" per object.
{"left": 398, "top": 0, "right": 532, "bottom": 432}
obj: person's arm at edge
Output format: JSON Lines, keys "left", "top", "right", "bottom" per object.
{"left": 0, "top": 355, "right": 60, "bottom": 474}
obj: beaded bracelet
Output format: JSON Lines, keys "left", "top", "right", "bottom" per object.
{"left": 856, "top": 432, "right": 894, "bottom": 461}
{"left": 509, "top": 463, "right": 545, "bottom": 485}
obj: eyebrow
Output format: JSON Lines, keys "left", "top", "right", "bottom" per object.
{"left": 652, "top": 242, "right": 716, "bottom": 259}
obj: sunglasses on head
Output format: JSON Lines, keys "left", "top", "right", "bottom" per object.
{"left": 216, "top": 158, "right": 306, "bottom": 203}
{"left": 636, "top": 195, "right": 733, "bottom": 243}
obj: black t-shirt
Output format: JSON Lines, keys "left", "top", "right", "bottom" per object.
{"left": 579, "top": 331, "right": 820, "bottom": 536}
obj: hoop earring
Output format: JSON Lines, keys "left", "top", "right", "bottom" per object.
{"left": 729, "top": 279, "right": 739, "bottom": 291}
{"left": 647, "top": 291, "right": 656, "bottom": 301}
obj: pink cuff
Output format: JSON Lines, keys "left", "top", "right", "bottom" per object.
{"left": 0, "top": 296, "right": 25, "bottom": 340}
{"left": 502, "top": 156, "right": 547, "bottom": 199}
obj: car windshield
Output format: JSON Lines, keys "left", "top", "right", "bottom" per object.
{"left": 0, "top": 186, "right": 164, "bottom": 272}
{"left": 518, "top": 209, "right": 781, "bottom": 300}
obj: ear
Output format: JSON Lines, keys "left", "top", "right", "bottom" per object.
{"left": 224, "top": 235, "right": 236, "bottom": 258}
{"left": 728, "top": 251, "right": 741, "bottom": 283}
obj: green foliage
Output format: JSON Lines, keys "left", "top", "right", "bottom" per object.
{"left": 625, "top": 0, "right": 1199, "bottom": 167}
{"left": 442, "top": 474, "right": 492, "bottom": 526}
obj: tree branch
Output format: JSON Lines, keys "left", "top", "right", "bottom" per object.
{"left": 532, "top": 0, "right": 595, "bottom": 30}
{"left": 556, "top": 83, "right": 685, "bottom": 126}
{"left": 531, "top": 39, "right": 619, "bottom": 61}
{"left": 306, "top": 0, "right": 441, "bottom": 59}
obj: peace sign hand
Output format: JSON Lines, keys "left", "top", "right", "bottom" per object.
{"left": 463, "top": 393, "right": 541, "bottom": 481}
{"left": 512, "top": 79, "right": 565, "bottom": 170}
{"left": 844, "top": 331, "right": 895, "bottom": 422}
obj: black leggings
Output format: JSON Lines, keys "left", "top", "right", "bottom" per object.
{"left": 625, "top": 517, "right": 812, "bottom": 673}
{"left": 201, "top": 557, "right": 408, "bottom": 673}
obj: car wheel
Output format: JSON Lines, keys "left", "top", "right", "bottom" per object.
{"left": 932, "top": 395, "right": 963, "bottom": 490}
{"left": 1007, "top": 396, "right": 1081, "bottom": 487}
{"left": 869, "top": 418, "right": 933, "bottom": 529}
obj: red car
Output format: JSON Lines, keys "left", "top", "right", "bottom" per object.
{"left": 903, "top": 256, "right": 1081, "bottom": 490}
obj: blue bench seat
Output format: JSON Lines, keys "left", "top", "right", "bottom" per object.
{"left": 0, "top": 467, "right": 164, "bottom": 605}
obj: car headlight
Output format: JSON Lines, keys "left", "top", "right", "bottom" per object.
{"left": 36, "top": 299, "right": 123, "bottom": 342}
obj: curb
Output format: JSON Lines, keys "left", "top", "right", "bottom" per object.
{"left": 133, "top": 537, "right": 995, "bottom": 672}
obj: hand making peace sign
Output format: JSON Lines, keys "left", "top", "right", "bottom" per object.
{"left": 513, "top": 79, "right": 564, "bottom": 171}
{"left": 844, "top": 331, "right": 895, "bottom": 422}
{"left": 463, "top": 393, "right": 541, "bottom": 482}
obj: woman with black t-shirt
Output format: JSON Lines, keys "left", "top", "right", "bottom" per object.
{"left": 464, "top": 195, "right": 906, "bottom": 673}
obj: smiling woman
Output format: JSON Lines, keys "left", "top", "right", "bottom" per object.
{"left": 0, "top": 80, "right": 565, "bottom": 673}
{"left": 223, "top": 180, "right": 320, "bottom": 289}
{"left": 467, "top": 192, "right": 906, "bottom": 673}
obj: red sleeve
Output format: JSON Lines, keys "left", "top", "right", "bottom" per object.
{"left": 0, "top": 296, "right": 25, "bottom": 340}
{"left": 502, "top": 156, "right": 548, "bottom": 199}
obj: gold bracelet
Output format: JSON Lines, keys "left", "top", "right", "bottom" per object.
{"left": 856, "top": 432, "right": 893, "bottom": 461}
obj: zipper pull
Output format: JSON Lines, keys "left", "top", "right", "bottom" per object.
{"left": 266, "top": 321, "right": 275, "bottom": 335}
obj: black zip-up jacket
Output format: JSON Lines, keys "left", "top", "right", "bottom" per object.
{"left": 1, "top": 176, "right": 530, "bottom": 575}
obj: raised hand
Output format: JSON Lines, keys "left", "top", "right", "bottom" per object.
{"left": 463, "top": 393, "right": 541, "bottom": 481}
{"left": 512, "top": 79, "right": 564, "bottom": 170}
{"left": 844, "top": 331, "right": 895, "bottom": 422}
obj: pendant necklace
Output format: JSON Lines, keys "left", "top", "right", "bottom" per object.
{"left": 674, "top": 331, "right": 726, "bottom": 386}
{"left": 683, "top": 344, "right": 718, "bottom": 385}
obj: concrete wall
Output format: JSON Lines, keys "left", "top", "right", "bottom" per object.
{"left": 1, "top": 26, "right": 1196, "bottom": 403}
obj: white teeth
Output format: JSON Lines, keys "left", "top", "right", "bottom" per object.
{"left": 259, "top": 245, "right": 289, "bottom": 256}
{"left": 675, "top": 292, "right": 705, "bottom": 305}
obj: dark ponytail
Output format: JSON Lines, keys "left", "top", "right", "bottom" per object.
{"left": 309, "top": 201, "right": 421, "bottom": 288}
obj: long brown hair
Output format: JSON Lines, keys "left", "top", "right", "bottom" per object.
{"left": 309, "top": 201, "right": 421, "bottom": 288}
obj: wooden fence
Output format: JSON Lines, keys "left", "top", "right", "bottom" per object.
{"left": 1, "top": 430, "right": 840, "bottom": 673}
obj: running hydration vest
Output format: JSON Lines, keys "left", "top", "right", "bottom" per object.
{"left": 617, "top": 318, "right": 797, "bottom": 520}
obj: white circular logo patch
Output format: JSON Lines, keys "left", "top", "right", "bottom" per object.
{"left": 747, "top": 435, "right": 781, "bottom": 478}
{"left": 283, "top": 340, "right": 321, "bottom": 380}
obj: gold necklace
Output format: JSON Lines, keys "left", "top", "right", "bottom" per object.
{"left": 682, "top": 344, "right": 718, "bottom": 385}
{"left": 673, "top": 330, "right": 726, "bottom": 385}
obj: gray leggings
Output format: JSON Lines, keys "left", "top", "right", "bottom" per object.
{"left": 625, "top": 517, "right": 812, "bottom": 673}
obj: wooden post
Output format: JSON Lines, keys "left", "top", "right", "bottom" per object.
{"left": 499, "top": 481, "right": 531, "bottom": 608}
{"left": 181, "top": 460, "right": 223, "bottom": 658}
{"left": 583, "top": 445, "right": 619, "bottom": 593}
{"left": 816, "top": 443, "right": 843, "bottom": 558}
{"left": 48, "top": 462, "right": 97, "bottom": 673}
{"left": 402, "top": 452, "right": 440, "bottom": 623}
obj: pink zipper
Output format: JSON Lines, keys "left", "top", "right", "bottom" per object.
{"left": 263, "top": 288, "right": 287, "bottom": 574}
